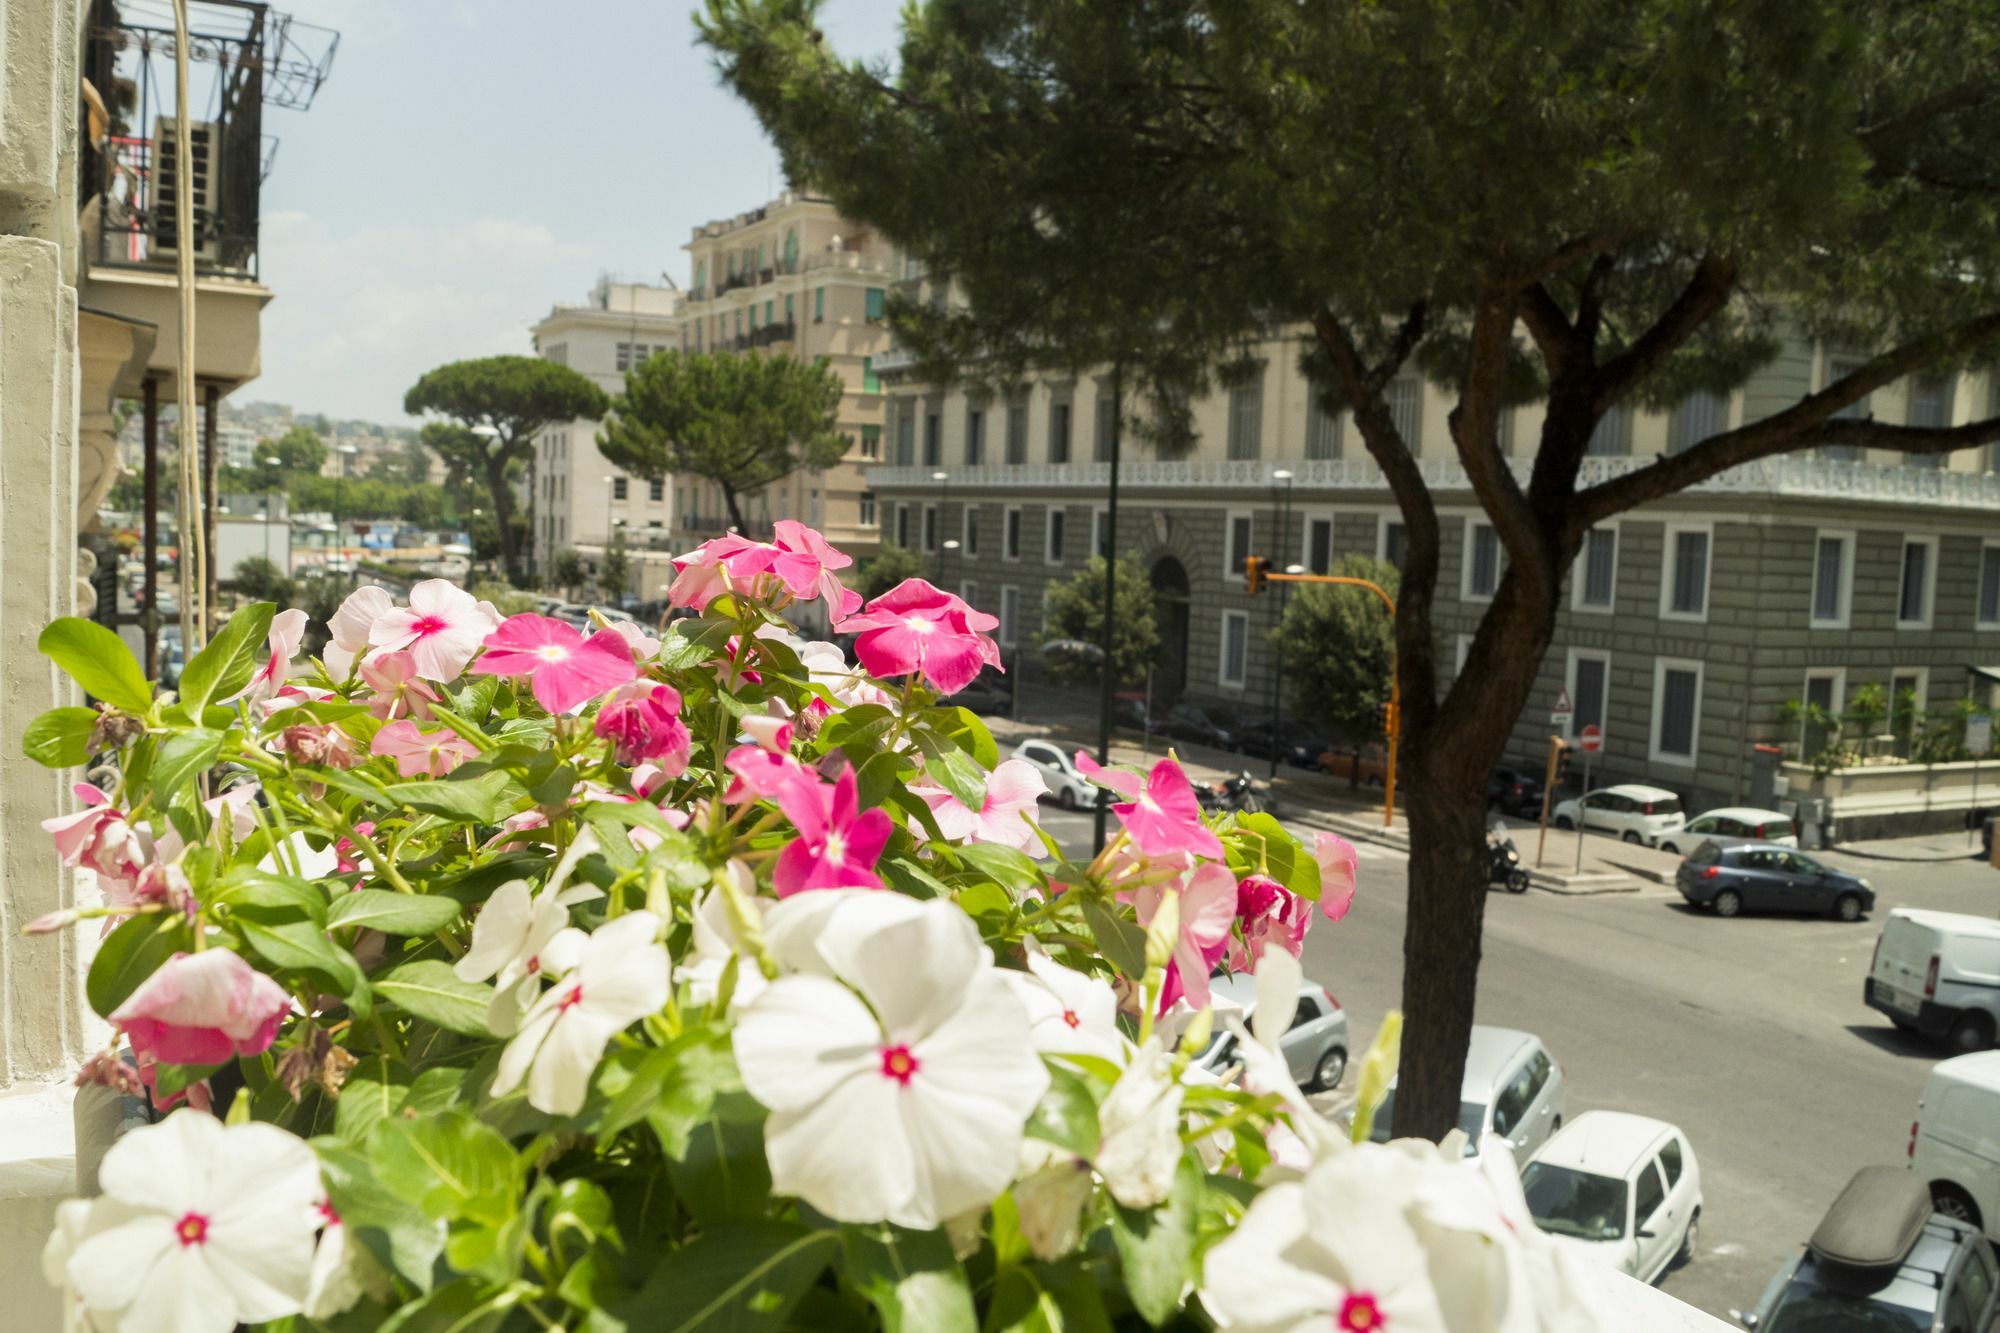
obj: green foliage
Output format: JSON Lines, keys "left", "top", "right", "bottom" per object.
{"left": 251, "top": 426, "right": 329, "bottom": 489}
{"left": 230, "top": 555, "right": 294, "bottom": 606}
{"left": 855, "top": 543, "right": 926, "bottom": 600}
{"left": 598, "top": 351, "right": 846, "bottom": 532}
{"left": 38, "top": 617, "right": 152, "bottom": 712}
{"left": 472, "top": 580, "right": 541, "bottom": 616}
{"left": 600, "top": 531, "right": 631, "bottom": 602}
{"left": 1039, "top": 555, "right": 1159, "bottom": 689}
{"left": 1270, "top": 556, "right": 1399, "bottom": 743}
{"left": 548, "top": 548, "right": 588, "bottom": 596}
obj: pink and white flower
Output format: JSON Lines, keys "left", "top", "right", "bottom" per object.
{"left": 324, "top": 585, "right": 394, "bottom": 680}
{"left": 837, "top": 578, "right": 1002, "bottom": 695}
{"left": 491, "top": 911, "right": 670, "bottom": 1116}
{"left": 1133, "top": 862, "right": 1237, "bottom": 1013}
{"left": 1076, "top": 752, "right": 1225, "bottom": 861}
{"left": 772, "top": 767, "right": 893, "bottom": 896}
{"left": 369, "top": 720, "right": 477, "bottom": 778}
{"left": 668, "top": 520, "right": 861, "bottom": 624}
{"left": 470, "top": 614, "right": 638, "bottom": 714}
{"left": 365, "top": 579, "right": 500, "bottom": 682}
{"left": 454, "top": 878, "right": 584, "bottom": 1036}
{"left": 1000, "top": 950, "right": 1124, "bottom": 1063}
{"left": 1314, "top": 831, "right": 1359, "bottom": 921}
{"left": 722, "top": 744, "right": 813, "bottom": 805}
{"left": 358, "top": 650, "right": 438, "bottom": 721}
{"left": 1229, "top": 873, "right": 1313, "bottom": 968}
{"left": 44, "top": 783, "right": 149, "bottom": 897}
{"left": 110, "top": 949, "right": 291, "bottom": 1069}
{"left": 240, "top": 609, "right": 308, "bottom": 703}
{"left": 602, "top": 617, "right": 661, "bottom": 663}
{"left": 909, "top": 758, "right": 1048, "bottom": 856}
{"left": 592, "top": 680, "right": 690, "bottom": 772}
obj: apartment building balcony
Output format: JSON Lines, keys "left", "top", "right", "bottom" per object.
{"left": 873, "top": 343, "right": 920, "bottom": 375}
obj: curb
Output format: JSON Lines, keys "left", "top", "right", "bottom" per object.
{"left": 1820, "top": 845, "right": 1987, "bottom": 865}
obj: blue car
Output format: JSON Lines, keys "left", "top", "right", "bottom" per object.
{"left": 1676, "top": 842, "right": 1875, "bottom": 921}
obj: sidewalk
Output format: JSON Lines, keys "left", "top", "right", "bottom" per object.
{"left": 1827, "top": 830, "right": 1991, "bottom": 864}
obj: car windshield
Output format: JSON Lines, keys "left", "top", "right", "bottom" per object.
{"left": 1763, "top": 1281, "right": 1931, "bottom": 1333}
{"left": 1367, "top": 1094, "right": 1487, "bottom": 1155}
{"left": 1519, "top": 1163, "right": 1628, "bottom": 1241}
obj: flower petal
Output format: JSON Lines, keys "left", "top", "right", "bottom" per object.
{"left": 733, "top": 974, "right": 882, "bottom": 1113}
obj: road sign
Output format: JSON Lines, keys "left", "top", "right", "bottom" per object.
{"left": 1550, "top": 687, "right": 1573, "bottom": 725}
{"left": 1579, "top": 724, "right": 1604, "bottom": 754}
{"left": 1968, "top": 715, "right": 1993, "bottom": 756}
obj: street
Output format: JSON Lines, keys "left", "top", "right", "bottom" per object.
{"left": 1037, "top": 800, "right": 2000, "bottom": 1322}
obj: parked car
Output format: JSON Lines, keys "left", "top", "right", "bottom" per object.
{"left": 1910, "top": 1051, "right": 2000, "bottom": 1240}
{"left": 1011, "top": 738, "right": 1094, "bottom": 809}
{"left": 1677, "top": 843, "right": 1876, "bottom": 920}
{"left": 1318, "top": 741, "right": 1389, "bottom": 786}
{"left": 954, "top": 667, "right": 1014, "bottom": 717}
{"left": 1112, "top": 693, "right": 1160, "bottom": 733}
{"left": 1188, "top": 972, "right": 1349, "bottom": 1091}
{"left": 1521, "top": 1111, "right": 1702, "bottom": 1284}
{"left": 1550, "top": 784, "right": 1686, "bottom": 844}
{"left": 1364, "top": 1026, "right": 1566, "bottom": 1160}
{"left": 1228, "top": 717, "right": 1282, "bottom": 759}
{"left": 1868, "top": 909, "right": 2000, "bottom": 1054}
{"left": 1655, "top": 806, "right": 1797, "bottom": 856}
{"left": 1488, "top": 765, "right": 1547, "bottom": 817}
{"left": 1161, "top": 702, "right": 1235, "bottom": 750}
{"left": 1738, "top": 1167, "right": 1999, "bottom": 1332}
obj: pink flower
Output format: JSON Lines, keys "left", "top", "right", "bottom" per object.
{"left": 772, "top": 767, "right": 893, "bottom": 897}
{"left": 359, "top": 650, "right": 439, "bottom": 721}
{"left": 1075, "top": 753, "right": 1224, "bottom": 861}
{"left": 604, "top": 618, "right": 661, "bottom": 663}
{"left": 324, "top": 586, "right": 394, "bottom": 680}
{"left": 369, "top": 720, "right": 477, "bottom": 778}
{"left": 43, "top": 783, "right": 149, "bottom": 897}
{"left": 1134, "top": 863, "right": 1237, "bottom": 1013}
{"left": 1228, "top": 874, "right": 1312, "bottom": 969}
{"left": 909, "top": 758, "right": 1049, "bottom": 857}
{"left": 333, "top": 821, "right": 376, "bottom": 875}
{"left": 593, "top": 681, "right": 691, "bottom": 772}
{"left": 1313, "top": 832, "right": 1358, "bottom": 922}
{"left": 741, "top": 714, "right": 793, "bottom": 754}
{"left": 668, "top": 521, "right": 860, "bottom": 624}
{"left": 723, "top": 744, "right": 814, "bottom": 806}
{"left": 203, "top": 783, "right": 261, "bottom": 844}
{"left": 241, "top": 608, "right": 308, "bottom": 703}
{"left": 470, "top": 614, "right": 637, "bottom": 714}
{"left": 110, "top": 949, "right": 291, "bottom": 1066}
{"left": 838, "top": 578, "right": 1002, "bottom": 695}
{"left": 366, "top": 579, "right": 500, "bottom": 682}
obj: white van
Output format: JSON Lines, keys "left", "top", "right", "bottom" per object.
{"left": 1910, "top": 1051, "right": 2000, "bottom": 1241}
{"left": 1866, "top": 909, "right": 2000, "bottom": 1055}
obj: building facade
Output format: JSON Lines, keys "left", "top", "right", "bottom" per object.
{"left": 870, "top": 332, "right": 2000, "bottom": 814}
{"left": 671, "top": 189, "right": 895, "bottom": 562}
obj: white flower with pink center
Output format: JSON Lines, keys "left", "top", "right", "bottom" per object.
{"left": 454, "top": 878, "right": 585, "bottom": 1035}
{"left": 1000, "top": 950, "right": 1123, "bottom": 1063}
{"left": 58, "top": 1110, "right": 323, "bottom": 1333}
{"left": 731, "top": 893, "right": 1049, "bottom": 1229}
{"left": 322, "top": 585, "right": 393, "bottom": 681}
{"left": 364, "top": 578, "right": 499, "bottom": 682}
{"left": 491, "top": 910, "right": 669, "bottom": 1115}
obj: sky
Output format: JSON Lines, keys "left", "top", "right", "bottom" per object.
{"left": 249, "top": 0, "right": 900, "bottom": 425}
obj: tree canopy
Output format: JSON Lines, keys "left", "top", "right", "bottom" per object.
{"left": 853, "top": 542, "right": 926, "bottom": 600}
{"left": 598, "top": 351, "right": 847, "bottom": 532}
{"left": 1041, "top": 555, "right": 1159, "bottom": 690}
{"left": 251, "top": 426, "right": 327, "bottom": 488}
{"left": 1271, "top": 555, "right": 1399, "bottom": 746}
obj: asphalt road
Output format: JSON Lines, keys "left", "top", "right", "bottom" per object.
{"left": 1036, "top": 801, "right": 2000, "bottom": 1322}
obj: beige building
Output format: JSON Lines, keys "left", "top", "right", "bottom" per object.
{"left": 673, "top": 189, "right": 894, "bottom": 563}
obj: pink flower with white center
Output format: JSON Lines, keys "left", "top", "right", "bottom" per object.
{"left": 721, "top": 744, "right": 814, "bottom": 806}
{"left": 908, "top": 758, "right": 1049, "bottom": 857}
{"left": 323, "top": 585, "right": 394, "bottom": 680}
{"left": 358, "top": 649, "right": 438, "bottom": 721}
{"left": 732, "top": 894, "right": 1049, "bottom": 1229}
{"left": 1228, "top": 873, "right": 1313, "bottom": 969}
{"left": 1134, "top": 862, "right": 1237, "bottom": 1014}
{"left": 470, "top": 613, "right": 638, "bottom": 714}
{"left": 1076, "top": 752, "right": 1225, "bottom": 861}
{"left": 1314, "top": 831, "right": 1359, "bottom": 922}
{"left": 592, "top": 680, "right": 690, "bottom": 772}
{"left": 369, "top": 720, "right": 477, "bottom": 778}
{"left": 491, "top": 911, "right": 670, "bottom": 1115}
{"left": 666, "top": 521, "right": 858, "bottom": 622}
{"left": 454, "top": 878, "right": 585, "bottom": 1036}
{"left": 838, "top": 578, "right": 1002, "bottom": 696}
{"left": 110, "top": 949, "right": 292, "bottom": 1066}
{"left": 239, "top": 609, "right": 308, "bottom": 703}
{"left": 772, "top": 767, "right": 893, "bottom": 897}
{"left": 365, "top": 578, "right": 499, "bottom": 682}
{"left": 58, "top": 1111, "right": 323, "bottom": 1333}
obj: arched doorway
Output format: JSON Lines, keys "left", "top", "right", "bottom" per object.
{"left": 1150, "top": 555, "right": 1191, "bottom": 707}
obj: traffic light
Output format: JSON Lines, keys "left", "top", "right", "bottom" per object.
{"left": 1243, "top": 555, "right": 1267, "bottom": 595}
{"left": 1372, "top": 699, "right": 1400, "bottom": 739}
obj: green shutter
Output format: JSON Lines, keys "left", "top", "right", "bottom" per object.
{"left": 866, "top": 288, "right": 886, "bottom": 321}
{"left": 785, "top": 294, "right": 794, "bottom": 322}
{"left": 765, "top": 300, "right": 774, "bottom": 323}
{"left": 864, "top": 356, "right": 880, "bottom": 393}
{"left": 814, "top": 288, "right": 825, "bottom": 321}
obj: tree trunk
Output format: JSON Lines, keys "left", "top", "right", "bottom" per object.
{"left": 484, "top": 454, "right": 521, "bottom": 585}
{"left": 720, "top": 483, "right": 748, "bottom": 534}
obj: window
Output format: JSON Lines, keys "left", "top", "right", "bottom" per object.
{"left": 1227, "top": 372, "right": 1265, "bottom": 460}
{"left": 1566, "top": 650, "right": 1609, "bottom": 741}
{"left": 922, "top": 504, "right": 938, "bottom": 553}
{"left": 1220, "top": 611, "right": 1250, "bottom": 687}
{"left": 1386, "top": 377, "right": 1423, "bottom": 449}
{"left": 763, "top": 299, "right": 773, "bottom": 325}
{"left": 1810, "top": 530, "right": 1854, "bottom": 629}
{"left": 1634, "top": 1164, "right": 1667, "bottom": 1228}
{"left": 860, "top": 425, "right": 881, "bottom": 460}
{"left": 1092, "top": 507, "right": 1111, "bottom": 559}
{"left": 959, "top": 581, "right": 978, "bottom": 611}
{"left": 1587, "top": 405, "right": 1630, "bottom": 457}
{"left": 1660, "top": 523, "right": 1711, "bottom": 621}
{"left": 862, "top": 356, "right": 880, "bottom": 395}
{"left": 965, "top": 407, "right": 985, "bottom": 466}
{"left": 612, "top": 476, "right": 629, "bottom": 501}
{"left": 1668, "top": 392, "right": 1724, "bottom": 455}
{"left": 615, "top": 342, "right": 633, "bottom": 372}
{"left": 784, "top": 294, "right": 793, "bottom": 324}
{"left": 1095, "top": 390, "right": 1117, "bottom": 462}
{"left": 1575, "top": 525, "right": 1617, "bottom": 612}
{"left": 1463, "top": 520, "right": 1501, "bottom": 601}
{"left": 998, "top": 586, "right": 1019, "bottom": 647}
{"left": 895, "top": 411, "right": 915, "bottom": 465}
{"left": 1306, "top": 398, "right": 1342, "bottom": 460}
{"left": 783, "top": 229, "right": 797, "bottom": 271}
{"left": 1049, "top": 401, "right": 1072, "bottom": 464}
{"left": 1651, "top": 658, "right": 1704, "bottom": 766}
{"left": 1006, "top": 403, "right": 1028, "bottom": 464}
{"left": 1823, "top": 354, "right": 1868, "bottom": 461}
{"left": 1303, "top": 515, "right": 1334, "bottom": 575}
{"left": 1494, "top": 407, "right": 1515, "bottom": 457}
{"left": 895, "top": 504, "right": 911, "bottom": 549}
{"left": 1003, "top": 506, "right": 1022, "bottom": 560}
{"left": 648, "top": 478, "right": 664, "bottom": 502}
{"left": 858, "top": 492, "right": 876, "bottom": 526}
{"left": 1898, "top": 536, "right": 1937, "bottom": 628}
{"left": 1979, "top": 544, "right": 2000, "bottom": 629}
{"left": 1046, "top": 509, "right": 1066, "bottom": 563}
{"left": 1908, "top": 373, "right": 1951, "bottom": 427}
{"left": 694, "top": 259, "right": 707, "bottom": 294}
{"left": 865, "top": 288, "right": 886, "bottom": 321}
{"left": 963, "top": 507, "right": 979, "bottom": 556}
{"left": 1380, "top": 518, "right": 1409, "bottom": 572}
{"left": 1226, "top": 510, "right": 1254, "bottom": 580}
{"left": 1659, "top": 1139, "right": 1684, "bottom": 1189}
{"left": 814, "top": 287, "right": 825, "bottom": 322}
{"left": 924, "top": 411, "right": 942, "bottom": 467}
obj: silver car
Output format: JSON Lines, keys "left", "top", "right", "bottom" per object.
{"left": 1011, "top": 738, "right": 1097, "bottom": 810}
{"left": 1190, "top": 973, "right": 1350, "bottom": 1090}
{"left": 1367, "top": 1025, "right": 1567, "bottom": 1159}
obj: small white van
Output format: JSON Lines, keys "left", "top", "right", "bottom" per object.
{"left": 1910, "top": 1051, "right": 2000, "bottom": 1241}
{"left": 1866, "top": 909, "right": 2000, "bottom": 1055}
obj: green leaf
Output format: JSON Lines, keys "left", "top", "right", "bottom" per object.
{"left": 237, "top": 918, "right": 365, "bottom": 999}
{"left": 335, "top": 1057, "right": 413, "bottom": 1141}
{"left": 657, "top": 616, "right": 740, "bottom": 671}
{"left": 1108, "top": 1154, "right": 1202, "bottom": 1328}
{"left": 383, "top": 770, "right": 519, "bottom": 824}
{"left": 177, "top": 602, "right": 274, "bottom": 715}
{"left": 839, "top": 1223, "right": 977, "bottom": 1333}
{"left": 665, "top": 1111, "right": 774, "bottom": 1227}
{"left": 913, "top": 730, "right": 988, "bottom": 811}
{"left": 548, "top": 1178, "right": 620, "bottom": 1251}
{"left": 23, "top": 706, "right": 98, "bottom": 768}
{"left": 327, "top": 890, "right": 462, "bottom": 936}
{"left": 370, "top": 1108, "right": 521, "bottom": 1227}
{"left": 149, "top": 728, "right": 225, "bottom": 805}
{"left": 615, "top": 1222, "right": 839, "bottom": 1332}
{"left": 936, "top": 705, "right": 1001, "bottom": 769}
{"left": 315, "top": 1136, "right": 446, "bottom": 1292}
{"left": 952, "top": 843, "right": 1043, "bottom": 897}
{"left": 373, "top": 960, "right": 494, "bottom": 1037}
{"left": 211, "top": 868, "right": 326, "bottom": 924}
{"left": 38, "top": 618, "right": 152, "bottom": 711}
{"left": 1082, "top": 899, "right": 1147, "bottom": 982}
{"left": 1025, "top": 1065, "right": 1101, "bottom": 1159}
{"left": 85, "top": 913, "right": 193, "bottom": 1016}
{"left": 852, "top": 748, "right": 912, "bottom": 814}
{"left": 601, "top": 1026, "right": 742, "bottom": 1145}
{"left": 375, "top": 1280, "right": 515, "bottom": 1333}
{"left": 1230, "top": 811, "right": 1317, "bottom": 902}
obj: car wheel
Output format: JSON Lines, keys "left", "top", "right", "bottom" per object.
{"left": 1677, "top": 1209, "right": 1700, "bottom": 1267}
{"left": 1058, "top": 786, "right": 1077, "bottom": 811}
{"left": 1833, "top": 892, "right": 1863, "bottom": 923}
{"left": 1554, "top": 815, "right": 1574, "bottom": 831}
{"left": 1946, "top": 1012, "right": 1996, "bottom": 1055}
{"left": 1712, "top": 889, "right": 1743, "bottom": 918}
{"left": 1931, "top": 1183, "right": 1983, "bottom": 1231}
{"left": 1659, "top": 841, "right": 1680, "bottom": 856}
{"left": 1622, "top": 830, "right": 1643, "bottom": 845}
{"left": 1312, "top": 1046, "right": 1347, "bottom": 1091}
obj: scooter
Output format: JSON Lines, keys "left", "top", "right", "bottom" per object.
{"left": 1198, "top": 771, "right": 1263, "bottom": 815}
{"left": 1487, "top": 826, "right": 1531, "bottom": 893}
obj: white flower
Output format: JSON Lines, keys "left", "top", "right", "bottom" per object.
{"left": 258, "top": 830, "right": 338, "bottom": 882}
{"left": 1000, "top": 950, "right": 1123, "bottom": 1063}
{"left": 677, "top": 865, "right": 768, "bottom": 1012}
{"left": 454, "top": 879, "right": 585, "bottom": 1036}
{"left": 302, "top": 1200, "right": 377, "bottom": 1321}
{"left": 1093, "top": 1037, "right": 1186, "bottom": 1210}
{"left": 491, "top": 911, "right": 669, "bottom": 1115}
{"left": 1012, "top": 1140, "right": 1095, "bottom": 1260}
{"left": 58, "top": 1110, "right": 323, "bottom": 1333}
{"left": 732, "top": 894, "right": 1050, "bottom": 1229}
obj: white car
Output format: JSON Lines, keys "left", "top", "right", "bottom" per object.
{"left": 1521, "top": 1111, "right": 1702, "bottom": 1284}
{"left": 1364, "top": 1026, "right": 1566, "bottom": 1161}
{"left": 1011, "top": 739, "right": 1095, "bottom": 809}
{"left": 1550, "top": 784, "right": 1686, "bottom": 845}
{"left": 1654, "top": 806, "right": 1796, "bottom": 856}
{"left": 1911, "top": 1051, "right": 2000, "bottom": 1240}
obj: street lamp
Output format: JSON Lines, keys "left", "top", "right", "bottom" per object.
{"left": 1267, "top": 468, "right": 1295, "bottom": 779}
{"left": 334, "top": 443, "right": 360, "bottom": 586}
{"left": 930, "top": 469, "right": 949, "bottom": 580}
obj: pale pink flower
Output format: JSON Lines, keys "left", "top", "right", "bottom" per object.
{"left": 839, "top": 578, "right": 1002, "bottom": 696}
{"left": 358, "top": 649, "right": 438, "bottom": 721}
{"left": 203, "top": 783, "right": 261, "bottom": 845}
{"left": 909, "top": 758, "right": 1049, "bottom": 857}
{"left": 365, "top": 579, "right": 499, "bottom": 682}
{"left": 110, "top": 949, "right": 292, "bottom": 1066}
{"left": 1134, "top": 863, "right": 1237, "bottom": 1013}
{"left": 741, "top": 714, "right": 794, "bottom": 754}
{"left": 603, "top": 618, "right": 661, "bottom": 662}
{"left": 369, "top": 720, "right": 477, "bottom": 778}
{"left": 1314, "top": 832, "right": 1358, "bottom": 921}
{"left": 323, "top": 585, "right": 393, "bottom": 680}
{"left": 1076, "top": 753, "right": 1224, "bottom": 861}
{"left": 592, "top": 680, "right": 690, "bottom": 771}
{"left": 44, "top": 782, "right": 149, "bottom": 901}
{"left": 278, "top": 723, "right": 358, "bottom": 771}
{"left": 240, "top": 608, "right": 308, "bottom": 703}
{"left": 470, "top": 614, "right": 637, "bottom": 714}
{"left": 773, "top": 767, "right": 893, "bottom": 897}
{"left": 667, "top": 521, "right": 860, "bottom": 623}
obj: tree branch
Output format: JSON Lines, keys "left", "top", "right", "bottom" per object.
{"left": 1370, "top": 301, "right": 1430, "bottom": 391}
{"left": 1592, "top": 252, "right": 1739, "bottom": 412}
{"left": 1518, "top": 284, "right": 1583, "bottom": 378}
{"left": 1448, "top": 293, "right": 1544, "bottom": 584}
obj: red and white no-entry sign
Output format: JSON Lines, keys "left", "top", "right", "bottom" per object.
{"left": 1578, "top": 724, "right": 1603, "bottom": 754}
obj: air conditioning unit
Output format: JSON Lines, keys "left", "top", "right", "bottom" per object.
{"left": 147, "top": 116, "right": 222, "bottom": 265}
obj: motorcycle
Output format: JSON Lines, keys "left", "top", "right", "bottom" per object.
{"left": 1197, "top": 770, "right": 1263, "bottom": 815}
{"left": 1487, "top": 824, "right": 1531, "bottom": 894}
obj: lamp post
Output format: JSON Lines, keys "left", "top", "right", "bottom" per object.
{"left": 1266, "top": 468, "right": 1294, "bottom": 778}
{"left": 333, "top": 443, "right": 360, "bottom": 586}
{"left": 930, "top": 469, "right": 949, "bottom": 580}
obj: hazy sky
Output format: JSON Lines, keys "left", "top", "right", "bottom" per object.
{"left": 252, "top": 0, "right": 899, "bottom": 424}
